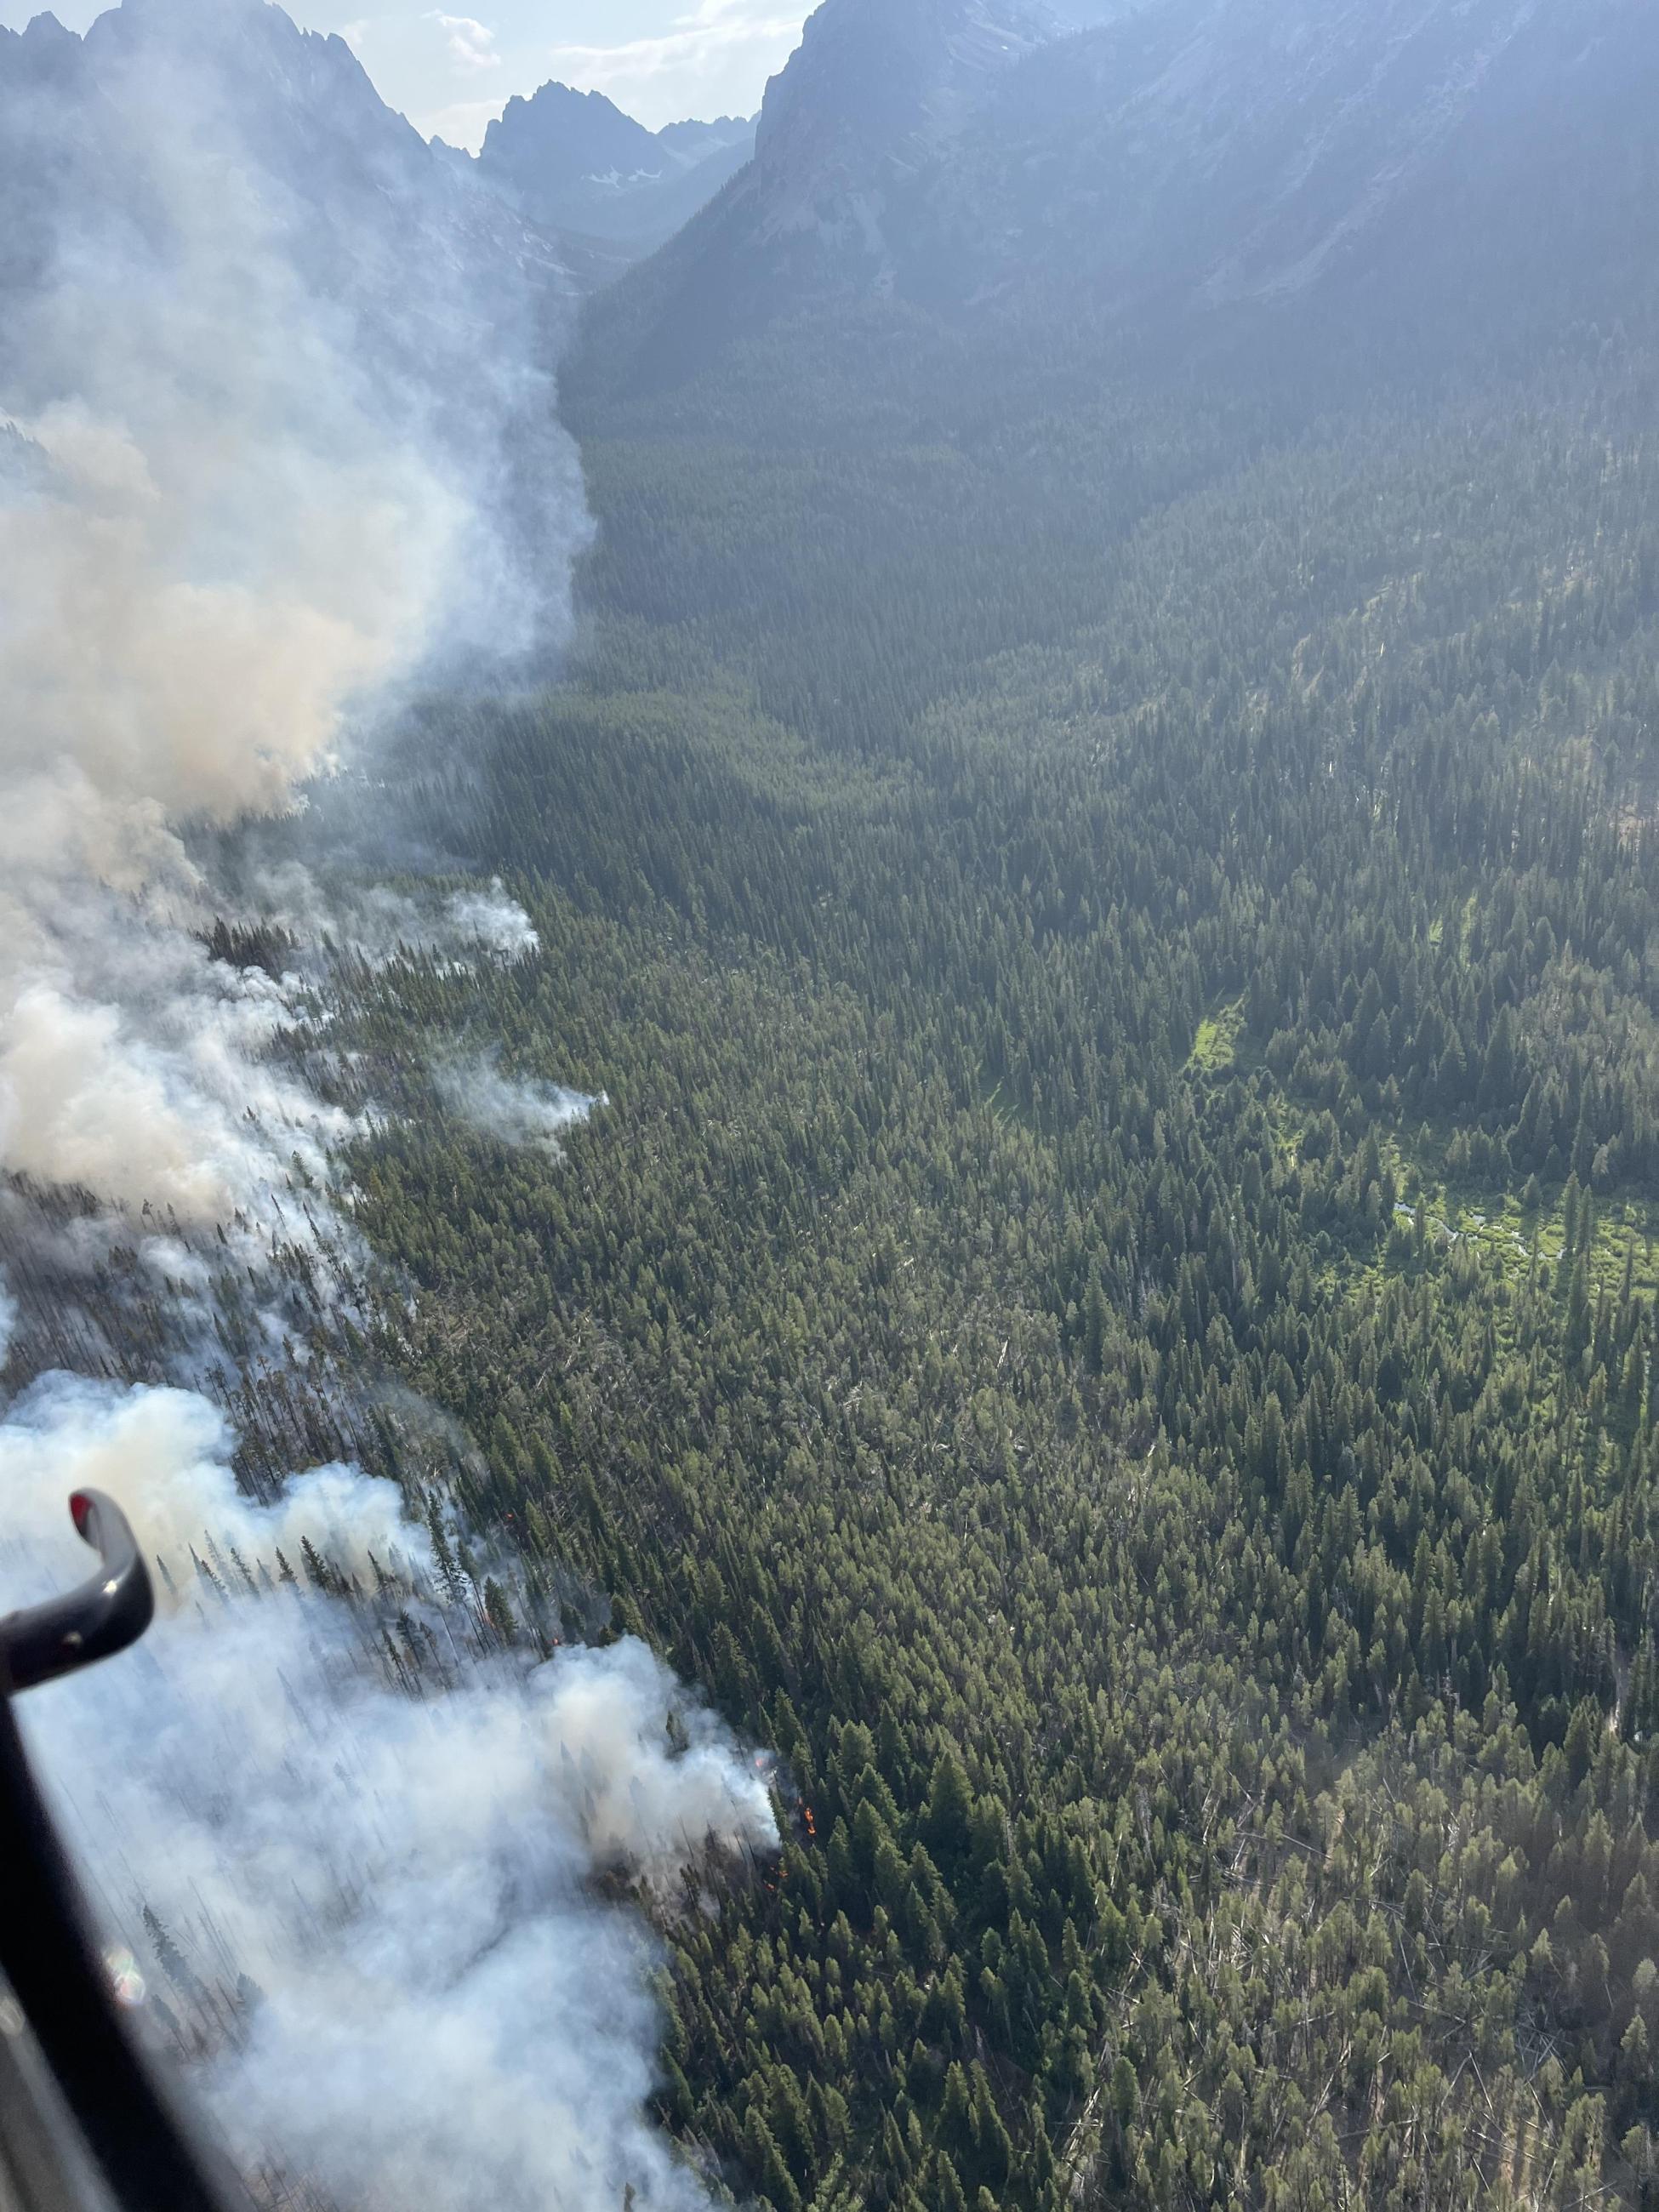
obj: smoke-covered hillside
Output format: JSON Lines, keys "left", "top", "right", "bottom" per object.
{"left": 0, "top": 7, "right": 775, "bottom": 2210}
{"left": 0, "top": 0, "right": 585, "bottom": 1283}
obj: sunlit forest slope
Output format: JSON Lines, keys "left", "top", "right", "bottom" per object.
{"left": 316, "top": 5, "right": 1659, "bottom": 2204}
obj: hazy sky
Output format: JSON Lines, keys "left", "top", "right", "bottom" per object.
{"left": 0, "top": 0, "right": 814, "bottom": 145}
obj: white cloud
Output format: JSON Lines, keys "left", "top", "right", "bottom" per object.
{"left": 426, "top": 10, "right": 501, "bottom": 73}
{"left": 544, "top": 0, "right": 806, "bottom": 125}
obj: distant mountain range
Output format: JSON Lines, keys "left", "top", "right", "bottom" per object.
{"left": 468, "top": 84, "right": 755, "bottom": 280}
{"left": 10, "top": 0, "right": 1656, "bottom": 421}
{"left": 0, "top": 0, "right": 756, "bottom": 316}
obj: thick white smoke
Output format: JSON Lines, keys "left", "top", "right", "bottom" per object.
{"left": 0, "top": 231, "right": 441, "bottom": 1229}
{"left": 445, "top": 881, "right": 543, "bottom": 960}
{"left": 0, "top": 1371, "right": 427, "bottom": 1586}
{"left": 0, "top": 887, "right": 355, "bottom": 1229}
{"left": 0, "top": 1359, "right": 778, "bottom": 2212}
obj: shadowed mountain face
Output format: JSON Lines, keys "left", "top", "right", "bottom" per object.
{"left": 925, "top": 0, "right": 1659, "bottom": 328}
{"left": 687, "top": 0, "right": 1058, "bottom": 302}
{"left": 751, "top": 0, "right": 1057, "bottom": 192}
{"left": 573, "top": 0, "right": 1659, "bottom": 401}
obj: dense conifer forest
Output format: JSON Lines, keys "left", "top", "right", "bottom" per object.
{"left": 288, "top": 278, "right": 1659, "bottom": 2209}
{"left": 7, "top": 3, "right": 1659, "bottom": 2209}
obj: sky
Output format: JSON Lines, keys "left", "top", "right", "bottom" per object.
{"left": 0, "top": 0, "right": 816, "bottom": 146}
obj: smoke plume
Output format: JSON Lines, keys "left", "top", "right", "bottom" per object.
{"left": 445, "top": 882, "right": 544, "bottom": 961}
{"left": 435, "top": 1052, "right": 599, "bottom": 1151}
{"left": 0, "top": 0, "right": 585, "bottom": 1244}
{"left": 252, "top": 866, "right": 544, "bottom": 970}
{"left": 0, "top": 9, "right": 772, "bottom": 2208}
{"left": 0, "top": 1362, "right": 778, "bottom": 2212}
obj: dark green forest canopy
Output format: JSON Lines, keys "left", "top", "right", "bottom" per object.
{"left": 335, "top": 273, "right": 1659, "bottom": 2209}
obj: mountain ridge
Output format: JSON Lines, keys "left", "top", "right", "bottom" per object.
{"left": 572, "top": 0, "right": 1659, "bottom": 404}
{"left": 472, "top": 77, "right": 756, "bottom": 272}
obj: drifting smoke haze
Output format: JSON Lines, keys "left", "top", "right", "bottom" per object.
{"left": 0, "top": 1366, "right": 779, "bottom": 2212}
{"left": 253, "top": 865, "right": 544, "bottom": 969}
{"left": 435, "top": 1051, "right": 599, "bottom": 1152}
{"left": 0, "top": 3, "right": 778, "bottom": 2205}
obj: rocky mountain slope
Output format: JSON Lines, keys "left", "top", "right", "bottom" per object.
{"left": 927, "top": 0, "right": 1659, "bottom": 323}
{"left": 687, "top": 0, "right": 1055, "bottom": 300}
{"left": 575, "top": 0, "right": 1659, "bottom": 397}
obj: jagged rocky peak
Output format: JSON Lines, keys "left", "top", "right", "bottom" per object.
{"left": 472, "top": 75, "right": 758, "bottom": 272}
{"left": 482, "top": 82, "right": 664, "bottom": 198}
{"left": 0, "top": 9, "right": 81, "bottom": 77}
{"left": 753, "top": 0, "right": 1055, "bottom": 188}
{"left": 478, "top": 80, "right": 758, "bottom": 202}
{"left": 14, "top": 9, "right": 76, "bottom": 46}
{"left": 79, "top": 0, "right": 423, "bottom": 154}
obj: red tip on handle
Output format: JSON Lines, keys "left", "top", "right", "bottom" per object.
{"left": 69, "top": 1492, "right": 94, "bottom": 1538}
